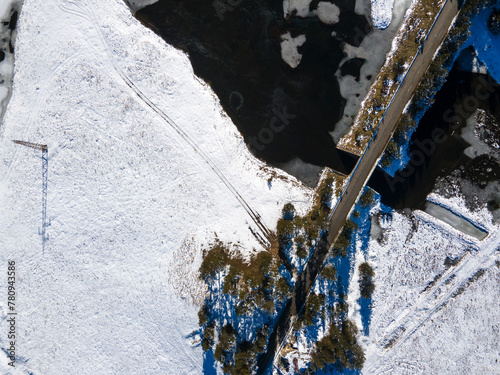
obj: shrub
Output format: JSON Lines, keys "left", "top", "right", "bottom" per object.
{"left": 331, "top": 232, "right": 350, "bottom": 257}
{"left": 202, "top": 322, "right": 216, "bottom": 352}
{"left": 394, "top": 113, "right": 416, "bottom": 142}
{"left": 198, "top": 303, "right": 209, "bottom": 326}
{"left": 277, "top": 218, "right": 295, "bottom": 248}
{"left": 298, "top": 293, "right": 326, "bottom": 328}
{"left": 488, "top": 8, "right": 500, "bottom": 35}
{"left": 254, "top": 326, "right": 269, "bottom": 353}
{"left": 296, "top": 245, "right": 308, "bottom": 259}
{"left": 358, "top": 262, "right": 375, "bottom": 299}
{"left": 381, "top": 140, "right": 400, "bottom": 167}
{"left": 282, "top": 202, "right": 296, "bottom": 220}
{"left": 310, "top": 319, "right": 365, "bottom": 371}
{"left": 199, "top": 241, "right": 230, "bottom": 281}
{"left": 320, "top": 265, "right": 337, "bottom": 281}
{"left": 360, "top": 189, "right": 375, "bottom": 207}
{"left": 319, "top": 176, "right": 334, "bottom": 210}
{"left": 275, "top": 277, "right": 291, "bottom": 299}
{"left": 236, "top": 299, "right": 254, "bottom": 316}
{"left": 223, "top": 266, "right": 241, "bottom": 295}
{"left": 233, "top": 342, "right": 255, "bottom": 375}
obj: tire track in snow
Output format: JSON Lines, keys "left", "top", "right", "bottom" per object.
{"left": 366, "top": 230, "right": 500, "bottom": 374}
{"left": 58, "top": 0, "right": 272, "bottom": 243}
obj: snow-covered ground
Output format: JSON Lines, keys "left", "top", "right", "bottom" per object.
{"left": 0, "top": 0, "right": 313, "bottom": 373}
{"left": 1, "top": 0, "right": 499, "bottom": 374}
{"left": 370, "top": 0, "right": 395, "bottom": 30}
{"left": 358, "top": 210, "right": 500, "bottom": 374}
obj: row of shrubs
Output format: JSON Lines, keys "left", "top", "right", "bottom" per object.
{"left": 289, "top": 188, "right": 377, "bottom": 373}
{"left": 277, "top": 174, "right": 336, "bottom": 258}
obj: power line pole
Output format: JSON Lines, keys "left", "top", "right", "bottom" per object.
{"left": 12, "top": 140, "right": 49, "bottom": 252}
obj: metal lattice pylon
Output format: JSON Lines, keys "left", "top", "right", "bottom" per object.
{"left": 12, "top": 140, "right": 49, "bottom": 252}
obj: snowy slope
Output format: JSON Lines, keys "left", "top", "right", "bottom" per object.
{"left": 0, "top": 0, "right": 312, "bottom": 373}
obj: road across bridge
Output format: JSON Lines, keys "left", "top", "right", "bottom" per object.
{"left": 258, "top": 0, "right": 463, "bottom": 373}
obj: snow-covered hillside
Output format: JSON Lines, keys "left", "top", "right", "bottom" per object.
{"left": 0, "top": 0, "right": 312, "bottom": 373}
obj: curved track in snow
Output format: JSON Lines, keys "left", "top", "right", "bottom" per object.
{"left": 58, "top": 0, "right": 271, "bottom": 243}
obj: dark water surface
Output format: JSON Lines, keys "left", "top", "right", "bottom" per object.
{"left": 370, "top": 51, "right": 500, "bottom": 210}
{"left": 133, "top": 3, "right": 500, "bottom": 212}
{"left": 135, "top": 0, "right": 370, "bottom": 174}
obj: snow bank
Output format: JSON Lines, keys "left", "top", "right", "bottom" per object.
{"left": 123, "top": 0, "right": 159, "bottom": 12}
{"left": 314, "top": 2, "right": 340, "bottom": 25}
{"left": 371, "top": 0, "right": 395, "bottom": 30}
{"left": 0, "top": 0, "right": 312, "bottom": 373}
{"left": 283, "top": 0, "right": 313, "bottom": 18}
{"left": 280, "top": 32, "right": 306, "bottom": 68}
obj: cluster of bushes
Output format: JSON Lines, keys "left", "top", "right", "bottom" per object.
{"left": 320, "top": 264, "right": 337, "bottom": 281}
{"left": 277, "top": 174, "right": 336, "bottom": 260}
{"left": 198, "top": 240, "right": 291, "bottom": 374}
{"left": 296, "top": 293, "right": 326, "bottom": 329}
{"left": 342, "top": 0, "right": 449, "bottom": 153}
{"left": 197, "top": 172, "right": 357, "bottom": 374}
{"left": 359, "top": 189, "right": 375, "bottom": 207}
{"left": 309, "top": 319, "right": 365, "bottom": 372}
{"left": 290, "top": 267, "right": 363, "bottom": 373}
{"left": 210, "top": 325, "right": 270, "bottom": 375}
{"left": 358, "top": 262, "right": 375, "bottom": 299}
